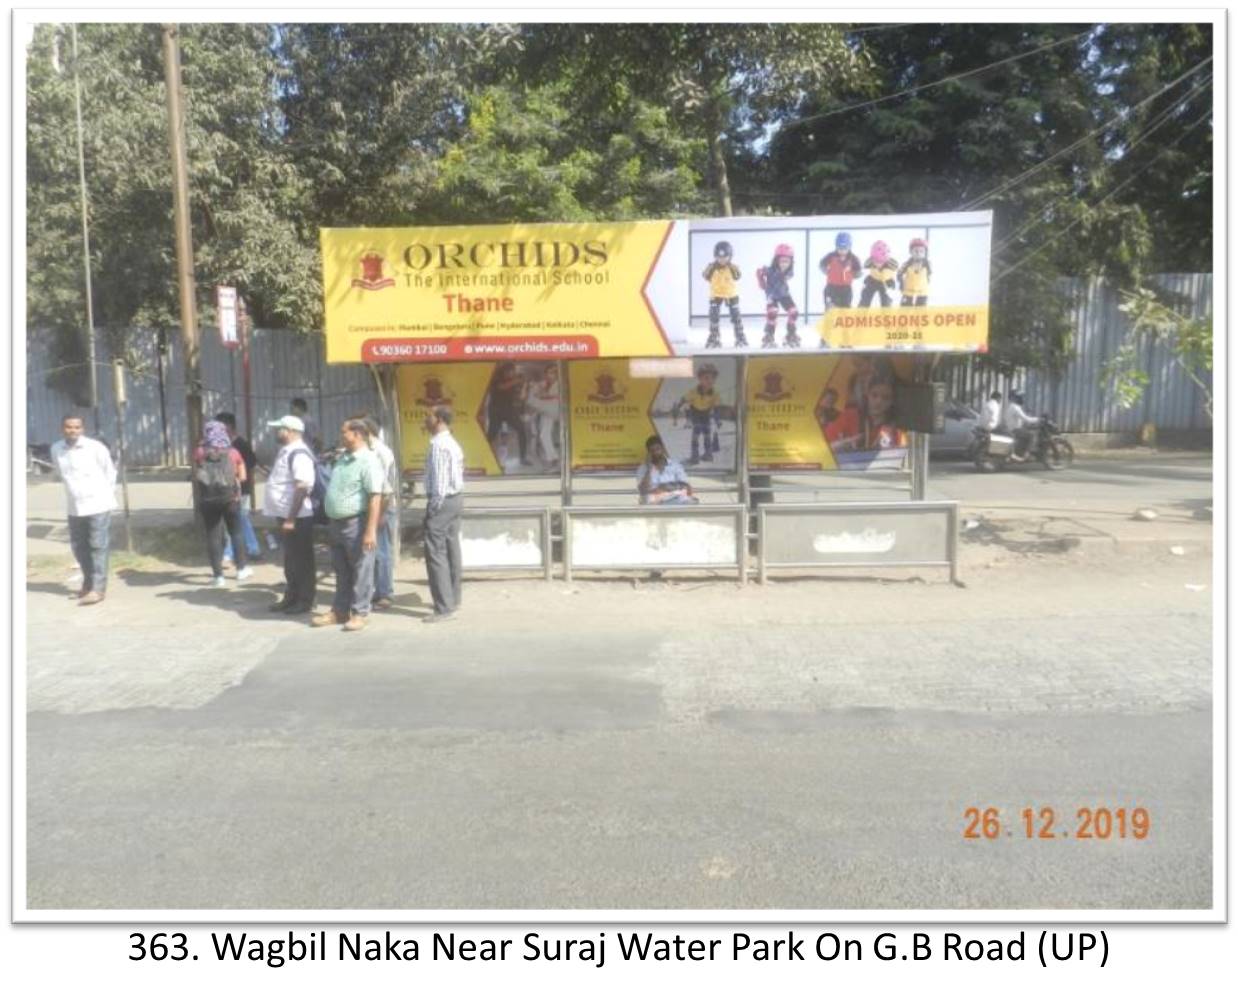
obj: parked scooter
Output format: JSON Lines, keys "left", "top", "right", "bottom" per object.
{"left": 972, "top": 416, "right": 1074, "bottom": 472}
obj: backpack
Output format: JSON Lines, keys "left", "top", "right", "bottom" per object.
{"left": 195, "top": 447, "right": 237, "bottom": 504}
{"left": 289, "top": 446, "right": 331, "bottom": 524}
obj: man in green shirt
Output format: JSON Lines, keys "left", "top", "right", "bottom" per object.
{"left": 313, "top": 418, "right": 384, "bottom": 632}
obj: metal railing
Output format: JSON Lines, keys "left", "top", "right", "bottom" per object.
{"left": 458, "top": 505, "right": 554, "bottom": 581}
{"left": 562, "top": 503, "right": 748, "bottom": 584}
{"left": 756, "top": 500, "right": 959, "bottom": 585}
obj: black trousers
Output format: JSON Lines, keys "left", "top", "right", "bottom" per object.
{"left": 824, "top": 284, "right": 853, "bottom": 309}
{"left": 487, "top": 406, "right": 528, "bottom": 461}
{"left": 282, "top": 516, "right": 318, "bottom": 607}
{"left": 707, "top": 296, "right": 743, "bottom": 333}
{"left": 859, "top": 278, "right": 892, "bottom": 307}
{"left": 200, "top": 501, "right": 247, "bottom": 577}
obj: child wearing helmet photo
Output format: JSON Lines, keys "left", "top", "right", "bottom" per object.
{"left": 701, "top": 241, "right": 748, "bottom": 349}
{"left": 672, "top": 362, "right": 724, "bottom": 465}
{"left": 819, "top": 232, "right": 862, "bottom": 312}
{"left": 756, "top": 244, "right": 801, "bottom": 349}
{"left": 859, "top": 240, "right": 899, "bottom": 308}
{"left": 898, "top": 237, "right": 931, "bottom": 306}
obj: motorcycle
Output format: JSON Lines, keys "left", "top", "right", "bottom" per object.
{"left": 972, "top": 416, "right": 1074, "bottom": 472}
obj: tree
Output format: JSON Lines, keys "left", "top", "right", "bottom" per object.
{"left": 26, "top": 23, "right": 320, "bottom": 399}
{"left": 758, "top": 22, "right": 1212, "bottom": 371}
{"left": 1104, "top": 283, "right": 1212, "bottom": 419}
{"left": 504, "top": 24, "right": 873, "bottom": 216}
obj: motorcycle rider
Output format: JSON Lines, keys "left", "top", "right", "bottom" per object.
{"left": 1002, "top": 390, "right": 1040, "bottom": 459}
{"left": 983, "top": 391, "right": 1003, "bottom": 432}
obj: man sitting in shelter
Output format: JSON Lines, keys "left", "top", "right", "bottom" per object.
{"left": 636, "top": 436, "right": 698, "bottom": 505}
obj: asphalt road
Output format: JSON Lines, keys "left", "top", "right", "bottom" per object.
{"left": 25, "top": 533, "right": 1213, "bottom": 911}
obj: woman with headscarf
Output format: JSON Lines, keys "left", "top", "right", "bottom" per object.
{"left": 192, "top": 419, "right": 251, "bottom": 588}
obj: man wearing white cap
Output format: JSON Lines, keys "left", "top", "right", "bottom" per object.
{"left": 262, "top": 415, "right": 318, "bottom": 613}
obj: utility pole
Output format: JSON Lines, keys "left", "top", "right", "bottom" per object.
{"left": 70, "top": 24, "right": 99, "bottom": 434}
{"left": 238, "top": 296, "right": 255, "bottom": 511}
{"left": 162, "top": 23, "right": 203, "bottom": 456}
{"left": 112, "top": 359, "right": 134, "bottom": 553}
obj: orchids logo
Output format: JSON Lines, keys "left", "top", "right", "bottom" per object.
{"left": 414, "top": 375, "right": 454, "bottom": 409}
{"left": 754, "top": 370, "right": 792, "bottom": 402}
{"left": 586, "top": 370, "right": 626, "bottom": 404}
{"left": 352, "top": 250, "right": 396, "bottom": 291}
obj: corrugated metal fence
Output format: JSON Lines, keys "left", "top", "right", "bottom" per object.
{"left": 26, "top": 328, "right": 382, "bottom": 466}
{"left": 942, "top": 273, "right": 1213, "bottom": 433}
{"left": 27, "top": 273, "right": 1212, "bottom": 465}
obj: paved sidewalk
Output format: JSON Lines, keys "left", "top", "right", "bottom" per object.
{"left": 23, "top": 452, "right": 1214, "bottom": 564}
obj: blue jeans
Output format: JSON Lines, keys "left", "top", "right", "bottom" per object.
{"left": 223, "top": 501, "right": 261, "bottom": 561}
{"left": 374, "top": 504, "right": 398, "bottom": 599}
{"left": 68, "top": 512, "right": 111, "bottom": 594}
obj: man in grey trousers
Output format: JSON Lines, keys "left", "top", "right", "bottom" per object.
{"left": 422, "top": 406, "right": 465, "bottom": 623}
{"left": 312, "top": 418, "right": 384, "bottom": 632}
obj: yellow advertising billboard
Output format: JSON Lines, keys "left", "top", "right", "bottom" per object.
{"left": 746, "top": 355, "right": 915, "bottom": 471}
{"left": 322, "top": 222, "right": 674, "bottom": 364}
{"left": 397, "top": 361, "right": 566, "bottom": 476}
{"left": 322, "top": 213, "right": 992, "bottom": 361}
{"left": 396, "top": 363, "right": 501, "bottom": 476}
{"left": 568, "top": 361, "right": 660, "bottom": 471}
{"left": 567, "top": 359, "right": 741, "bottom": 473}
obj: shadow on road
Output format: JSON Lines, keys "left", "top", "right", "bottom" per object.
{"left": 959, "top": 517, "right": 1097, "bottom": 555}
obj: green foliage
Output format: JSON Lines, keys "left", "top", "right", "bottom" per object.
{"left": 758, "top": 22, "right": 1212, "bottom": 369}
{"left": 1105, "top": 285, "right": 1213, "bottom": 417}
{"left": 431, "top": 85, "right": 706, "bottom": 222}
{"left": 26, "top": 22, "right": 319, "bottom": 399}
{"left": 25, "top": 20, "right": 1212, "bottom": 393}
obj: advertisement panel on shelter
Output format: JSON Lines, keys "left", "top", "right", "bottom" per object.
{"left": 746, "top": 354, "right": 915, "bottom": 472}
{"left": 397, "top": 361, "right": 563, "bottom": 476}
{"left": 321, "top": 213, "right": 992, "bottom": 363}
{"left": 569, "top": 358, "right": 739, "bottom": 473}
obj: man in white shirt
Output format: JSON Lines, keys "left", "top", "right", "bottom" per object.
{"left": 1002, "top": 391, "right": 1040, "bottom": 457}
{"left": 356, "top": 414, "right": 399, "bottom": 609}
{"left": 422, "top": 406, "right": 465, "bottom": 622}
{"left": 983, "top": 391, "right": 1003, "bottom": 432}
{"left": 50, "top": 414, "right": 117, "bottom": 605}
{"left": 262, "top": 415, "right": 318, "bottom": 614}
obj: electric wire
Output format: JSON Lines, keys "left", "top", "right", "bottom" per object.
{"left": 992, "top": 72, "right": 1213, "bottom": 255}
{"left": 959, "top": 55, "right": 1213, "bottom": 211}
{"left": 782, "top": 28, "right": 1091, "bottom": 132}
{"left": 991, "top": 111, "right": 1211, "bottom": 284}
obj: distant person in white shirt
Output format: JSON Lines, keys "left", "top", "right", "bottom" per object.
{"left": 983, "top": 391, "right": 1003, "bottom": 431}
{"left": 636, "top": 435, "right": 698, "bottom": 505}
{"left": 290, "top": 397, "right": 322, "bottom": 455}
{"left": 422, "top": 406, "right": 465, "bottom": 623}
{"left": 50, "top": 414, "right": 117, "bottom": 605}
{"left": 262, "top": 415, "right": 317, "bottom": 614}
{"left": 1003, "top": 391, "right": 1040, "bottom": 456}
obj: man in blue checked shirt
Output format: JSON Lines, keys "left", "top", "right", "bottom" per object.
{"left": 421, "top": 406, "right": 465, "bottom": 623}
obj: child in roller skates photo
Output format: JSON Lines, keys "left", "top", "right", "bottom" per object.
{"left": 898, "top": 237, "right": 931, "bottom": 306}
{"left": 757, "top": 243, "right": 800, "bottom": 348}
{"left": 701, "top": 240, "right": 747, "bottom": 348}
{"left": 672, "top": 362, "right": 723, "bottom": 465}
{"left": 819, "top": 232, "right": 862, "bottom": 312}
{"left": 859, "top": 240, "right": 899, "bottom": 307}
